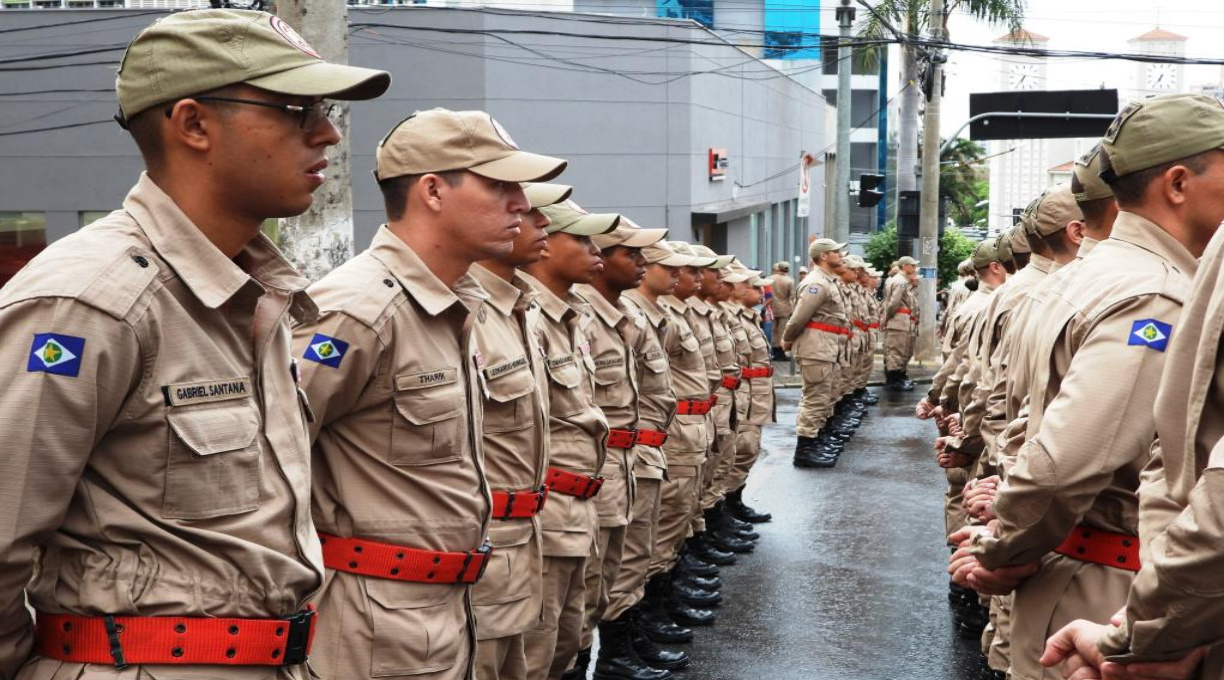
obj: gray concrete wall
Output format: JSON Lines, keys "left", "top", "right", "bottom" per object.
{"left": 0, "top": 6, "right": 826, "bottom": 268}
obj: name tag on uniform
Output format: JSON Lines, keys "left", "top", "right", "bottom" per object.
{"left": 645, "top": 350, "right": 665, "bottom": 362}
{"left": 163, "top": 377, "right": 252, "bottom": 406}
{"left": 398, "top": 368, "right": 458, "bottom": 390}
{"left": 486, "top": 356, "right": 529, "bottom": 379}
{"left": 547, "top": 354, "right": 575, "bottom": 369}
{"left": 594, "top": 355, "right": 625, "bottom": 369}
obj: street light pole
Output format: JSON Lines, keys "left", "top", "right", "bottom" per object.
{"left": 834, "top": 0, "right": 855, "bottom": 244}
{"left": 915, "top": 0, "right": 945, "bottom": 363}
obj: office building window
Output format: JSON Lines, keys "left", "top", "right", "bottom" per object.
{"left": 0, "top": 212, "right": 47, "bottom": 288}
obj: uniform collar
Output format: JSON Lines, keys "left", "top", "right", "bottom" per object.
{"left": 1109, "top": 211, "right": 1199, "bottom": 278}
{"left": 1028, "top": 253, "right": 1055, "bottom": 273}
{"left": 519, "top": 271, "right": 577, "bottom": 323}
{"left": 368, "top": 225, "right": 486, "bottom": 316}
{"left": 718, "top": 300, "right": 740, "bottom": 316}
{"left": 687, "top": 297, "right": 713, "bottom": 315}
{"left": 624, "top": 290, "right": 667, "bottom": 328}
{"left": 125, "top": 173, "right": 315, "bottom": 320}
{"left": 470, "top": 264, "right": 530, "bottom": 316}
{"left": 659, "top": 294, "right": 688, "bottom": 316}
{"left": 1077, "top": 236, "right": 1100, "bottom": 259}
{"left": 574, "top": 284, "right": 625, "bottom": 328}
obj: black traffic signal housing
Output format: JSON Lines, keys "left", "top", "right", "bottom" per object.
{"left": 858, "top": 173, "right": 885, "bottom": 208}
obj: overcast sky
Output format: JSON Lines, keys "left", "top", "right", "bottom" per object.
{"left": 908, "top": 0, "right": 1224, "bottom": 136}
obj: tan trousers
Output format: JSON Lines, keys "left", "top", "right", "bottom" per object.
{"left": 523, "top": 555, "right": 586, "bottom": 680}
{"left": 884, "top": 329, "right": 911, "bottom": 371}
{"left": 700, "top": 431, "right": 737, "bottom": 512}
{"left": 771, "top": 314, "right": 790, "bottom": 348}
{"left": 647, "top": 465, "right": 700, "bottom": 577}
{"left": 796, "top": 359, "right": 840, "bottom": 438}
{"left": 606, "top": 477, "right": 662, "bottom": 620}
{"left": 580, "top": 524, "right": 627, "bottom": 650}
{"left": 725, "top": 424, "right": 762, "bottom": 494}
{"left": 476, "top": 634, "right": 527, "bottom": 680}
{"left": 986, "top": 593, "right": 1011, "bottom": 673}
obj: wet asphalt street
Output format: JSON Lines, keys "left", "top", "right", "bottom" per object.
{"left": 674, "top": 385, "right": 983, "bottom": 680}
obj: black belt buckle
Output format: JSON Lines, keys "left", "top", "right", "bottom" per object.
{"left": 470, "top": 541, "right": 495, "bottom": 583}
{"left": 535, "top": 486, "right": 549, "bottom": 513}
{"left": 281, "top": 609, "right": 315, "bottom": 666}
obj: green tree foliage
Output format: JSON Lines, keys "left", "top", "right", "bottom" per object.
{"left": 863, "top": 222, "right": 978, "bottom": 290}
{"left": 938, "top": 138, "right": 990, "bottom": 227}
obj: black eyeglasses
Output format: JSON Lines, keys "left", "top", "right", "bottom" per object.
{"left": 164, "top": 96, "right": 341, "bottom": 130}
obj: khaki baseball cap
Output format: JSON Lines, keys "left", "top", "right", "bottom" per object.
{"left": 971, "top": 239, "right": 1001, "bottom": 269}
{"left": 896, "top": 256, "right": 919, "bottom": 267}
{"left": 540, "top": 200, "right": 619, "bottom": 236}
{"left": 643, "top": 243, "right": 694, "bottom": 266}
{"left": 1009, "top": 206, "right": 1033, "bottom": 253}
{"left": 774, "top": 261, "right": 790, "bottom": 272}
{"left": 116, "top": 10, "right": 390, "bottom": 122}
{"left": 1100, "top": 94, "right": 1224, "bottom": 181}
{"left": 523, "top": 182, "right": 572, "bottom": 209}
{"left": 591, "top": 216, "right": 668, "bottom": 250}
{"left": 753, "top": 275, "right": 774, "bottom": 287}
{"left": 996, "top": 233, "right": 1015, "bottom": 264}
{"left": 375, "top": 108, "right": 566, "bottom": 182}
{"left": 720, "top": 261, "right": 761, "bottom": 284}
{"left": 690, "top": 245, "right": 735, "bottom": 269}
{"left": 809, "top": 238, "right": 846, "bottom": 259}
{"left": 843, "top": 255, "right": 866, "bottom": 270}
{"left": 1072, "top": 145, "right": 1113, "bottom": 202}
{"left": 1030, "top": 184, "right": 1083, "bottom": 237}
{"left": 668, "top": 242, "right": 718, "bottom": 267}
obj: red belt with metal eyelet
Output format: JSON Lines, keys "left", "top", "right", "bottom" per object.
{"left": 34, "top": 607, "right": 317, "bottom": 668}
{"left": 676, "top": 399, "right": 713, "bottom": 416}
{"left": 1054, "top": 525, "right": 1140, "bottom": 572}
{"left": 721, "top": 375, "right": 742, "bottom": 390}
{"left": 607, "top": 428, "right": 638, "bottom": 449}
{"left": 869, "top": 322, "right": 880, "bottom": 329}
{"left": 545, "top": 467, "right": 604, "bottom": 499}
{"left": 320, "top": 533, "right": 493, "bottom": 584}
{"left": 491, "top": 488, "right": 548, "bottom": 519}
{"left": 709, "top": 394, "right": 720, "bottom": 406}
{"left": 852, "top": 320, "right": 869, "bottom": 332}
{"left": 741, "top": 367, "right": 774, "bottom": 379}
{"left": 806, "top": 321, "right": 851, "bottom": 336}
{"left": 635, "top": 428, "right": 669, "bottom": 447}
{"left": 896, "top": 307, "right": 912, "bottom": 315}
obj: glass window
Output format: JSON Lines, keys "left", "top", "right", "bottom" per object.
{"left": 0, "top": 212, "right": 47, "bottom": 289}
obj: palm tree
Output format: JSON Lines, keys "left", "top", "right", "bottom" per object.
{"left": 855, "top": 0, "right": 1025, "bottom": 216}
{"left": 936, "top": 137, "right": 989, "bottom": 226}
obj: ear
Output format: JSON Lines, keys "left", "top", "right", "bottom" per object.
{"left": 166, "top": 99, "right": 214, "bottom": 153}
{"left": 1163, "top": 164, "right": 1193, "bottom": 206}
{"left": 1066, "top": 220, "right": 1086, "bottom": 245}
{"left": 415, "top": 174, "right": 448, "bottom": 213}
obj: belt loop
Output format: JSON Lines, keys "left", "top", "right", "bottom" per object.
{"left": 503, "top": 491, "right": 516, "bottom": 519}
{"left": 103, "top": 614, "right": 129, "bottom": 670}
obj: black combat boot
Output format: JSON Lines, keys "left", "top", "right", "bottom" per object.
{"left": 674, "top": 565, "right": 721, "bottom": 590}
{"left": 593, "top": 616, "right": 672, "bottom": 680}
{"left": 898, "top": 370, "right": 916, "bottom": 391}
{"left": 671, "top": 570, "right": 722, "bottom": 607}
{"left": 726, "top": 485, "right": 771, "bottom": 523}
{"left": 677, "top": 546, "right": 719, "bottom": 577}
{"left": 662, "top": 573, "right": 716, "bottom": 627}
{"left": 686, "top": 532, "right": 737, "bottom": 566}
{"left": 562, "top": 647, "right": 591, "bottom": 680}
{"left": 628, "top": 606, "right": 691, "bottom": 671}
{"left": 638, "top": 576, "right": 694, "bottom": 643}
{"left": 856, "top": 386, "right": 880, "bottom": 405}
{"left": 723, "top": 513, "right": 760, "bottom": 540}
{"left": 705, "top": 505, "right": 754, "bottom": 554}
{"left": 794, "top": 434, "right": 838, "bottom": 468}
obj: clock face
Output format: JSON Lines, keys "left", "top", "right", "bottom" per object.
{"left": 1008, "top": 63, "right": 1040, "bottom": 90}
{"left": 1146, "top": 63, "right": 1177, "bottom": 91}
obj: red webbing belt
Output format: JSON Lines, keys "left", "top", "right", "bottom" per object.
{"left": 895, "top": 307, "right": 912, "bottom": 315}
{"left": 806, "top": 321, "right": 851, "bottom": 336}
{"left": 635, "top": 428, "right": 668, "bottom": 447}
{"left": 546, "top": 467, "right": 604, "bottom": 499}
{"left": 868, "top": 322, "right": 880, "bottom": 329}
{"left": 676, "top": 399, "right": 712, "bottom": 416}
{"left": 320, "top": 533, "right": 493, "bottom": 584}
{"left": 34, "top": 607, "right": 316, "bottom": 668}
{"left": 720, "top": 375, "right": 742, "bottom": 390}
{"left": 852, "top": 320, "right": 869, "bottom": 332}
{"left": 741, "top": 367, "right": 774, "bottom": 379}
{"left": 491, "top": 488, "right": 548, "bottom": 519}
{"left": 1055, "top": 525, "right": 1141, "bottom": 572}
{"left": 607, "top": 428, "right": 637, "bottom": 449}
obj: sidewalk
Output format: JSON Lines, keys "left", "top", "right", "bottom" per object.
{"left": 770, "top": 353, "right": 939, "bottom": 389}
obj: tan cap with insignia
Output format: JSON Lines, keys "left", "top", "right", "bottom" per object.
{"left": 116, "top": 10, "right": 390, "bottom": 122}
{"left": 720, "top": 261, "right": 761, "bottom": 284}
{"left": 523, "top": 182, "right": 572, "bottom": 209}
{"left": 1010, "top": 203, "right": 1034, "bottom": 252}
{"left": 1031, "top": 183, "right": 1083, "bottom": 237}
{"left": 1071, "top": 145, "right": 1114, "bottom": 203}
{"left": 591, "top": 216, "right": 668, "bottom": 250}
{"left": 690, "top": 244, "right": 735, "bottom": 269}
{"left": 843, "top": 254, "right": 866, "bottom": 270}
{"left": 643, "top": 242, "right": 694, "bottom": 266}
{"left": 971, "top": 238, "right": 1001, "bottom": 270}
{"left": 376, "top": 108, "right": 566, "bottom": 182}
{"left": 809, "top": 238, "right": 847, "bottom": 259}
{"left": 1100, "top": 93, "right": 1224, "bottom": 180}
{"left": 539, "top": 200, "right": 619, "bottom": 236}
{"left": 996, "top": 233, "right": 1015, "bottom": 264}
{"left": 774, "top": 261, "right": 790, "bottom": 271}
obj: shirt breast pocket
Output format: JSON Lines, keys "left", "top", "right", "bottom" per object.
{"left": 481, "top": 358, "right": 536, "bottom": 434}
{"left": 162, "top": 398, "right": 262, "bottom": 520}
{"left": 545, "top": 355, "right": 584, "bottom": 417}
{"left": 391, "top": 370, "right": 465, "bottom": 466}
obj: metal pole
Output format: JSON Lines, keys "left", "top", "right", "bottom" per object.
{"left": 273, "top": 0, "right": 355, "bottom": 282}
{"left": 915, "top": 0, "right": 944, "bottom": 363}
{"left": 834, "top": 0, "right": 855, "bottom": 244}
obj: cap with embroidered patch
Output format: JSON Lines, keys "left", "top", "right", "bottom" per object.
{"left": 690, "top": 244, "right": 735, "bottom": 269}
{"left": 1072, "top": 145, "right": 1114, "bottom": 203}
{"left": 539, "top": 200, "right": 619, "bottom": 236}
{"left": 376, "top": 108, "right": 566, "bottom": 182}
{"left": 523, "top": 182, "right": 572, "bottom": 209}
{"left": 116, "top": 10, "right": 390, "bottom": 123}
{"left": 809, "top": 239, "right": 847, "bottom": 259}
{"left": 1031, "top": 183, "right": 1083, "bottom": 237}
{"left": 591, "top": 216, "right": 668, "bottom": 250}
{"left": 1100, "top": 93, "right": 1224, "bottom": 181}
{"left": 971, "top": 239, "right": 1001, "bottom": 270}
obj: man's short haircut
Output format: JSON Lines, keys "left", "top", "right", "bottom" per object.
{"left": 1107, "top": 152, "right": 1211, "bottom": 206}
{"left": 379, "top": 170, "right": 465, "bottom": 221}
{"left": 1078, "top": 197, "right": 1114, "bottom": 225}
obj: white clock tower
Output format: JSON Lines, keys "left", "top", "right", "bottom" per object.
{"left": 1128, "top": 28, "right": 1188, "bottom": 101}
{"left": 987, "top": 30, "right": 1050, "bottom": 233}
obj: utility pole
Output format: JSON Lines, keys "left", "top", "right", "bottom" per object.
{"left": 834, "top": 0, "right": 855, "bottom": 244}
{"left": 272, "top": 0, "right": 355, "bottom": 282}
{"left": 915, "top": 0, "right": 945, "bottom": 363}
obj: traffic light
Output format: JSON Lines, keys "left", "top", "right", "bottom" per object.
{"left": 858, "top": 173, "right": 884, "bottom": 208}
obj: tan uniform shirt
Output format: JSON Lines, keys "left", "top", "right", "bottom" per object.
{"left": 0, "top": 175, "right": 323, "bottom": 680}
{"left": 574, "top": 284, "right": 643, "bottom": 529}
{"left": 689, "top": 297, "right": 738, "bottom": 434}
{"left": 1099, "top": 227, "right": 1224, "bottom": 671}
{"left": 771, "top": 273, "right": 794, "bottom": 318}
{"left": 520, "top": 273, "right": 609, "bottom": 558}
{"left": 720, "top": 300, "right": 753, "bottom": 422}
{"left": 656, "top": 295, "right": 712, "bottom": 467}
{"left": 883, "top": 272, "right": 912, "bottom": 332}
{"left": 930, "top": 285, "right": 995, "bottom": 408}
{"left": 620, "top": 292, "right": 676, "bottom": 482}
{"left": 735, "top": 306, "right": 776, "bottom": 425}
{"left": 973, "top": 215, "right": 1196, "bottom": 568}
{"left": 941, "top": 279, "right": 972, "bottom": 351}
{"left": 469, "top": 264, "right": 548, "bottom": 641}
{"left": 784, "top": 267, "right": 849, "bottom": 363}
{"left": 295, "top": 226, "right": 490, "bottom": 679}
